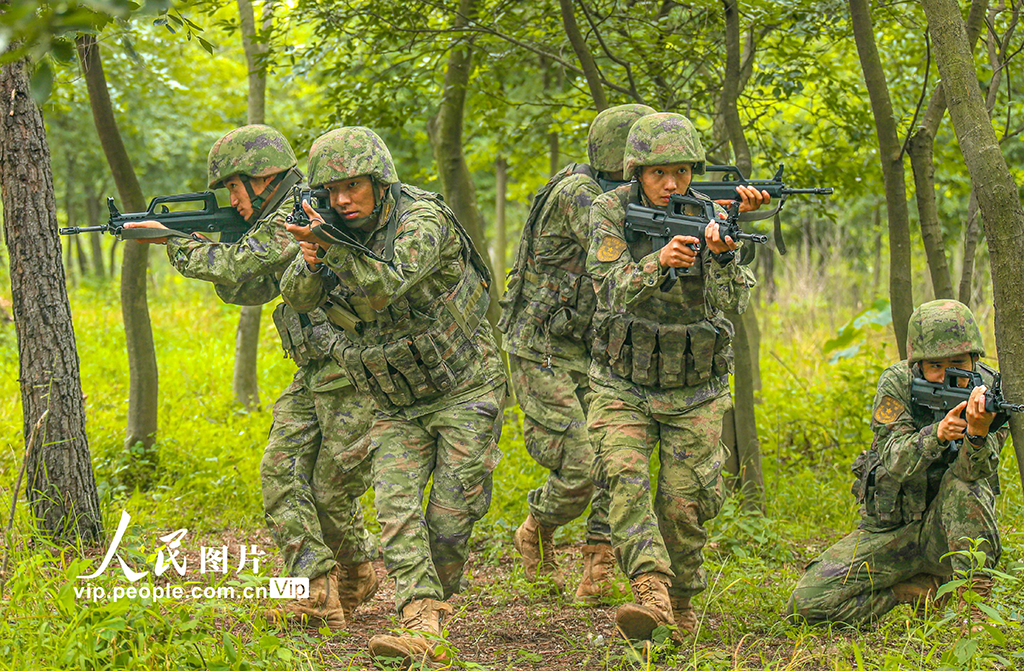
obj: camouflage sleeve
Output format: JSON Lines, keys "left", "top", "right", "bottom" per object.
{"left": 279, "top": 254, "right": 331, "bottom": 313}
{"left": 317, "top": 200, "right": 445, "bottom": 310}
{"left": 164, "top": 205, "right": 297, "bottom": 288}
{"left": 561, "top": 178, "right": 601, "bottom": 248}
{"left": 871, "top": 365, "right": 948, "bottom": 481}
{"left": 704, "top": 254, "right": 755, "bottom": 314}
{"left": 587, "top": 192, "right": 664, "bottom": 308}
{"left": 213, "top": 276, "right": 280, "bottom": 306}
{"left": 951, "top": 427, "right": 1004, "bottom": 482}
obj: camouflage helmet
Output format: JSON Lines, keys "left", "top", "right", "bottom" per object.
{"left": 622, "top": 112, "right": 706, "bottom": 177}
{"left": 207, "top": 125, "right": 297, "bottom": 189}
{"left": 587, "top": 104, "right": 657, "bottom": 173}
{"left": 906, "top": 299, "right": 985, "bottom": 364}
{"left": 307, "top": 127, "right": 398, "bottom": 188}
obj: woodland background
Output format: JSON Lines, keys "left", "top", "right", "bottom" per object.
{"left": 0, "top": 0, "right": 1023, "bottom": 668}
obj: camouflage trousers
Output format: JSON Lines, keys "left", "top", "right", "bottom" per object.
{"left": 509, "top": 354, "right": 610, "bottom": 542}
{"left": 371, "top": 385, "right": 505, "bottom": 612}
{"left": 788, "top": 470, "right": 1000, "bottom": 625}
{"left": 261, "top": 364, "right": 376, "bottom": 580}
{"left": 587, "top": 388, "right": 729, "bottom": 599}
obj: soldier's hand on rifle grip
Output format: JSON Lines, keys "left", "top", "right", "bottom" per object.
{"left": 965, "top": 385, "right": 996, "bottom": 438}
{"left": 299, "top": 241, "right": 322, "bottom": 269}
{"left": 705, "top": 221, "right": 737, "bottom": 254}
{"left": 658, "top": 235, "right": 700, "bottom": 269}
{"left": 123, "top": 220, "right": 170, "bottom": 244}
{"left": 937, "top": 401, "right": 968, "bottom": 443}
{"left": 715, "top": 185, "right": 771, "bottom": 214}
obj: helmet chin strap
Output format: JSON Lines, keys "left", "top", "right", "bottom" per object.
{"left": 241, "top": 172, "right": 287, "bottom": 224}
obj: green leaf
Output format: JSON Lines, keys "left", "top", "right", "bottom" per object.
{"left": 980, "top": 622, "right": 1005, "bottom": 644}
{"left": 29, "top": 60, "right": 53, "bottom": 104}
{"left": 222, "top": 632, "right": 237, "bottom": 663}
{"left": 976, "top": 602, "right": 1004, "bottom": 624}
{"left": 196, "top": 36, "right": 215, "bottom": 55}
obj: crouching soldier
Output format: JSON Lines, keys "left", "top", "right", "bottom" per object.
{"left": 788, "top": 299, "right": 1007, "bottom": 627}
{"left": 280, "top": 127, "right": 507, "bottom": 666}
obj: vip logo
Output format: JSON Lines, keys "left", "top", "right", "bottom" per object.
{"left": 269, "top": 577, "right": 309, "bottom": 600}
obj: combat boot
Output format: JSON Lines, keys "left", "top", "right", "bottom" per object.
{"left": 575, "top": 543, "right": 617, "bottom": 604}
{"left": 956, "top": 574, "right": 994, "bottom": 633}
{"left": 670, "top": 595, "right": 698, "bottom": 636}
{"left": 334, "top": 561, "right": 380, "bottom": 617}
{"left": 268, "top": 570, "right": 346, "bottom": 630}
{"left": 513, "top": 513, "right": 564, "bottom": 592}
{"left": 616, "top": 572, "right": 675, "bottom": 641}
{"left": 368, "top": 598, "right": 454, "bottom": 668}
{"left": 891, "top": 573, "right": 945, "bottom": 617}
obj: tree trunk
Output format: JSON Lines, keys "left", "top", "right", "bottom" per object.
{"left": 84, "top": 190, "right": 105, "bottom": 278}
{"left": 493, "top": 156, "right": 508, "bottom": 275}
{"left": 717, "top": 0, "right": 764, "bottom": 511}
{"left": 558, "top": 0, "right": 607, "bottom": 111}
{"left": 959, "top": 190, "right": 981, "bottom": 305}
{"left": 426, "top": 0, "right": 500, "bottom": 328}
{"left": 849, "top": 0, "right": 914, "bottom": 358}
{"left": 77, "top": 34, "right": 159, "bottom": 452}
{"left": 921, "top": 0, "right": 1024, "bottom": 490}
{"left": 0, "top": 54, "right": 103, "bottom": 544}
{"left": 232, "top": 0, "right": 272, "bottom": 410}
{"left": 907, "top": 0, "right": 987, "bottom": 301}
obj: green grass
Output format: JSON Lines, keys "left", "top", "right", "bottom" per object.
{"left": 0, "top": 277, "right": 1021, "bottom": 669}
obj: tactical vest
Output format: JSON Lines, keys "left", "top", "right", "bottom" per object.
{"left": 851, "top": 362, "right": 1001, "bottom": 532}
{"left": 591, "top": 185, "right": 733, "bottom": 388}
{"left": 272, "top": 302, "right": 347, "bottom": 368}
{"left": 334, "top": 185, "right": 493, "bottom": 411}
{"left": 497, "top": 164, "right": 598, "bottom": 346}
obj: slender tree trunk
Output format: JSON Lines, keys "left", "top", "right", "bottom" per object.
{"left": 543, "top": 60, "right": 561, "bottom": 175}
{"left": 232, "top": 0, "right": 272, "bottom": 410}
{"left": 76, "top": 34, "right": 159, "bottom": 451}
{"left": 871, "top": 204, "right": 883, "bottom": 296}
{"left": 907, "top": 0, "right": 986, "bottom": 301}
{"left": 849, "top": 0, "right": 914, "bottom": 358}
{"left": 84, "top": 190, "right": 105, "bottom": 278}
{"left": 558, "top": 0, "right": 606, "bottom": 111}
{"left": 0, "top": 53, "right": 103, "bottom": 544}
{"left": 921, "top": 0, "right": 1024, "bottom": 490}
{"left": 426, "top": 0, "right": 500, "bottom": 328}
{"left": 959, "top": 191, "right": 981, "bottom": 305}
{"left": 717, "top": 0, "right": 763, "bottom": 510}
{"left": 494, "top": 156, "right": 508, "bottom": 275}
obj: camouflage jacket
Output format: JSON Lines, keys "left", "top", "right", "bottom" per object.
{"left": 853, "top": 361, "right": 1005, "bottom": 531}
{"left": 498, "top": 164, "right": 601, "bottom": 373}
{"left": 164, "top": 174, "right": 350, "bottom": 392}
{"left": 586, "top": 183, "right": 754, "bottom": 414}
{"left": 279, "top": 184, "right": 506, "bottom": 418}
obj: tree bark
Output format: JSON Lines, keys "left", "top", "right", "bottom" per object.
{"left": 84, "top": 190, "right": 105, "bottom": 278}
{"left": 0, "top": 54, "right": 103, "bottom": 544}
{"left": 558, "top": 0, "right": 607, "bottom": 111}
{"left": 426, "top": 0, "right": 500, "bottom": 328}
{"left": 959, "top": 190, "right": 981, "bottom": 305}
{"left": 848, "top": 0, "right": 914, "bottom": 358}
{"left": 921, "top": 0, "right": 1024, "bottom": 490}
{"left": 76, "top": 34, "right": 159, "bottom": 451}
{"left": 232, "top": 0, "right": 272, "bottom": 410}
{"left": 907, "top": 0, "right": 987, "bottom": 301}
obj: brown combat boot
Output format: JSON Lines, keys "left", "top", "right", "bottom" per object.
{"left": 575, "top": 543, "right": 617, "bottom": 604}
{"left": 334, "top": 561, "right": 380, "bottom": 617}
{"left": 956, "top": 574, "right": 994, "bottom": 633}
{"left": 368, "top": 598, "right": 454, "bottom": 668}
{"left": 616, "top": 572, "right": 676, "bottom": 641}
{"left": 891, "top": 573, "right": 945, "bottom": 617}
{"left": 670, "top": 595, "right": 698, "bottom": 636}
{"left": 268, "top": 570, "right": 346, "bottom": 630}
{"left": 513, "top": 513, "right": 564, "bottom": 592}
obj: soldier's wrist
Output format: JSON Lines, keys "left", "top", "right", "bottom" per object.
{"left": 964, "top": 431, "right": 987, "bottom": 446}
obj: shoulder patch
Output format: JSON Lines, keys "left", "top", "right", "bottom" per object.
{"left": 596, "top": 236, "right": 627, "bottom": 262}
{"left": 873, "top": 395, "right": 906, "bottom": 424}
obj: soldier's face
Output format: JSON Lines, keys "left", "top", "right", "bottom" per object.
{"left": 326, "top": 176, "right": 378, "bottom": 229}
{"left": 922, "top": 354, "right": 976, "bottom": 384}
{"left": 639, "top": 163, "right": 693, "bottom": 206}
{"left": 224, "top": 174, "right": 271, "bottom": 220}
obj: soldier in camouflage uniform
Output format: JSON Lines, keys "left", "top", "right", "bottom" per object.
{"left": 586, "top": 112, "right": 766, "bottom": 641}
{"left": 125, "top": 125, "right": 379, "bottom": 630}
{"left": 498, "top": 103, "right": 655, "bottom": 601}
{"left": 788, "top": 300, "right": 1005, "bottom": 627}
{"left": 279, "top": 127, "right": 507, "bottom": 666}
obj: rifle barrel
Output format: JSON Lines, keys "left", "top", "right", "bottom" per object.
{"left": 59, "top": 225, "right": 109, "bottom": 235}
{"left": 781, "top": 187, "right": 834, "bottom": 195}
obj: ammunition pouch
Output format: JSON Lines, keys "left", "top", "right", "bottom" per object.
{"left": 272, "top": 302, "right": 340, "bottom": 368}
{"left": 508, "top": 267, "right": 597, "bottom": 344}
{"left": 852, "top": 449, "right": 930, "bottom": 532}
{"left": 593, "top": 313, "right": 733, "bottom": 388}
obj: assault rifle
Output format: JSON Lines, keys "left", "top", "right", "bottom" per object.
{"left": 910, "top": 367, "right": 1023, "bottom": 451}
{"left": 624, "top": 194, "right": 768, "bottom": 290}
{"left": 284, "top": 188, "right": 390, "bottom": 263}
{"left": 691, "top": 164, "right": 833, "bottom": 254}
{"left": 59, "top": 192, "right": 250, "bottom": 243}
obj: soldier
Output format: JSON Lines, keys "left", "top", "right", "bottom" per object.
{"left": 124, "top": 124, "right": 379, "bottom": 630}
{"left": 280, "top": 126, "right": 507, "bottom": 666}
{"left": 498, "top": 103, "right": 654, "bottom": 602}
{"left": 586, "top": 112, "right": 765, "bottom": 641}
{"left": 788, "top": 300, "right": 1005, "bottom": 627}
